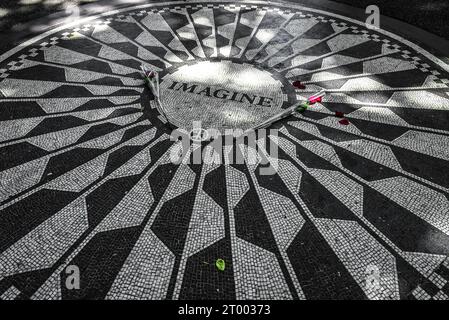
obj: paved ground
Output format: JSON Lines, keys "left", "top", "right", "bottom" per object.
{"left": 333, "top": 0, "right": 449, "bottom": 40}
{"left": 2, "top": 0, "right": 448, "bottom": 39}
{"left": 0, "top": 0, "right": 449, "bottom": 300}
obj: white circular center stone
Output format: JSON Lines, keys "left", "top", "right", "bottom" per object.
{"left": 159, "top": 60, "right": 287, "bottom": 132}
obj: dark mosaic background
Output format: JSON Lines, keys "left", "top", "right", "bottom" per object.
{"left": 0, "top": 0, "right": 448, "bottom": 300}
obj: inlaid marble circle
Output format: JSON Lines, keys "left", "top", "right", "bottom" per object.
{"left": 159, "top": 60, "right": 288, "bottom": 132}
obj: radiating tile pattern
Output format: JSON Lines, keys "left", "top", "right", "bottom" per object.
{"left": 0, "top": 0, "right": 448, "bottom": 300}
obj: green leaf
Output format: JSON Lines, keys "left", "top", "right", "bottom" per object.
{"left": 296, "top": 102, "right": 309, "bottom": 113}
{"left": 215, "top": 258, "right": 225, "bottom": 271}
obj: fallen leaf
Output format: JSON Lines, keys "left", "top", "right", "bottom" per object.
{"left": 216, "top": 258, "right": 225, "bottom": 271}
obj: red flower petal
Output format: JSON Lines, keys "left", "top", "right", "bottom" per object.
{"left": 335, "top": 111, "right": 344, "bottom": 118}
{"left": 308, "top": 97, "right": 322, "bottom": 104}
{"left": 339, "top": 118, "right": 350, "bottom": 125}
{"left": 292, "top": 81, "right": 306, "bottom": 89}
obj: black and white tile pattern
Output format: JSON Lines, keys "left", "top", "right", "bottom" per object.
{"left": 0, "top": 0, "right": 448, "bottom": 300}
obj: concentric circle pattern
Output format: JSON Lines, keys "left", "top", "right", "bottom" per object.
{"left": 0, "top": 0, "right": 449, "bottom": 300}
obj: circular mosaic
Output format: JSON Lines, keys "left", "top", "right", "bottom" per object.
{"left": 0, "top": 0, "right": 449, "bottom": 300}
{"left": 159, "top": 60, "right": 288, "bottom": 132}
